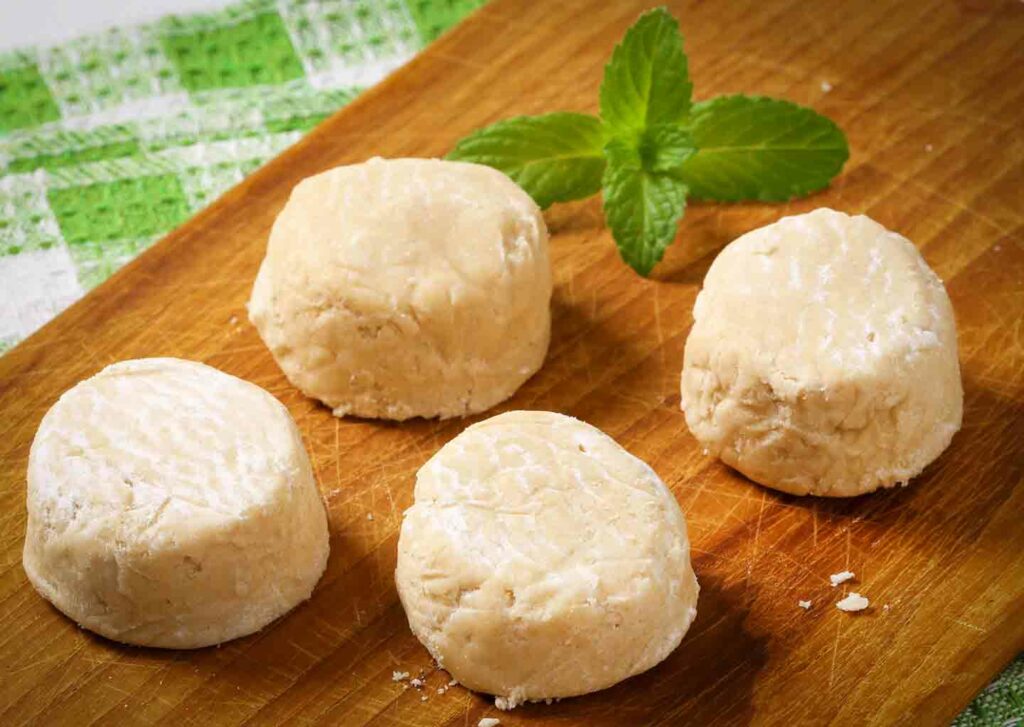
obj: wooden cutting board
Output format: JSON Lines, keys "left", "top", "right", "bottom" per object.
{"left": 1, "top": 0, "right": 1022, "bottom": 724}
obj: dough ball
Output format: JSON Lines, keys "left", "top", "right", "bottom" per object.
{"left": 396, "top": 411, "right": 699, "bottom": 708}
{"left": 680, "top": 209, "right": 962, "bottom": 497}
{"left": 248, "top": 157, "right": 552, "bottom": 420}
{"left": 23, "top": 358, "right": 330, "bottom": 648}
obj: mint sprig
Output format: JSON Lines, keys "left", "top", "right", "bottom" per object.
{"left": 446, "top": 7, "right": 849, "bottom": 276}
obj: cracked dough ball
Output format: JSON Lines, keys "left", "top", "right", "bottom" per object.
{"left": 396, "top": 410, "right": 699, "bottom": 709}
{"left": 681, "top": 209, "right": 962, "bottom": 497}
{"left": 248, "top": 157, "right": 551, "bottom": 420}
{"left": 22, "top": 358, "right": 330, "bottom": 648}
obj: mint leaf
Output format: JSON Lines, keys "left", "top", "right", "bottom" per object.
{"left": 599, "top": 7, "right": 692, "bottom": 140}
{"left": 638, "top": 124, "right": 696, "bottom": 174}
{"left": 679, "top": 95, "right": 849, "bottom": 201}
{"left": 446, "top": 112, "right": 605, "bottom": 209}
{"left": 602, "top": 139, "right": 688, "bottom": 276}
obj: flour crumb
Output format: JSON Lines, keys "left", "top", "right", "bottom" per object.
{"left": 883, "top": 604, "right": 891, "bottom": 612}
{"left": 437, "top": 686, "right": 446, "bottom": 695}
{"left": 495, "top": 695, "right": 522, "bottom": 711}
{"left": 392, "top": 671, "right": 409, "bottom": 682}
{"left": 798, "top": 600, "right": 812, "bottom": 610}
{"left": 830, "top": 570, "right": 855, "bottom": 587}
{"left": 448, "top": 678, "right": 458, "bottom": 687}
{"left": 366, "top": 513, "right": 374, "bottom": 521}
{"left": 836, "top": 592, "right": 870, "bottom": 612}
{"left": 420, "top": 695, "right": 428, "bottom": 702}
{"left": 409, "top": 678, "right": 424, "bottom": 688}
{"left": 820, "top": 80, "right": 833, "bottom": 93}
{"left": 479, "top": 719, "right": 501, "bottom": 727}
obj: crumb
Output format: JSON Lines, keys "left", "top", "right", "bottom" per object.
{"left": 410, "top": 678, "right": 424, "bottom": 688}
{"left": 420, "top": 695, "right": 428, "bottom": 702}
{"left": 448, "top": 678, "right": 458, "bottom": 686}
{"left": 925, "top": 144, "right": 934, "bottom": 152}
{"left": 366, "top": 513, "right": 374, "bottom": 521}
{"left": 437, "top": 686, "right": 446, "bottom": 694}
{"left": 798, "top": 600, "right": 812, "bottom": 610}
{"left": 479, "top": 719, "right": 501, "bottom": 727}
{"left": 883, "top": 604, "right": 891, "bottom": 611}
{"left": 392, "top": 671, "right": 409, "bottom": 682}
{"left": 820, "top": 80, "right": 833, "bottom": 93}
{"left": 830, "top": 570, "right": 855, "bottom": 586}
{"left": 836, "top": 592, "right": 870, "bottom": 612}
{"left": 495, "top": 696, "right": 517, "bottom": 711}
{"left": 228, "top": 315, "right": 239, "bottom": 325}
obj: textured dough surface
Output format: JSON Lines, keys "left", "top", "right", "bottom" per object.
{"left": 396, "top": 411, "right": 699, "bottom": 708}
{"left": 248, "top": 157, "right": 551, "bottom": 420}
{"left": 23, "top": 358, "right": 330, "bottom": 648}
{"left": 680, "top": 209, "right": 962, "bottom": 497}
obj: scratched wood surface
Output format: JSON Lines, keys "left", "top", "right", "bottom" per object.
{"left": 1, "top": 0, "right": 1023, "bottom": 724}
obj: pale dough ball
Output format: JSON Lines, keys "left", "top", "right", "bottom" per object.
{"left": 681, "top": 209, "right": 962, "bottom": 497}
{"left": 396, "top": 411, "right": 699, "bottom": 708}
{"left": 248, "top": 157, "right": 552, "bottom": 420}
{"left": 23, "top": 358, "right": 330, "bottom": 648}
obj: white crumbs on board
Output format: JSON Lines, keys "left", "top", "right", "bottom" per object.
{"left": 479, "top": 719, "right": 501, "bottom": 727}
{"left": 836, "top": 593, "right": 870, "bottom": 612}
{"left": 799, "top": 600, "right": 812, "bottom": 610}
{"left": 830, "top": 570, "right": 855, "bottom": 587}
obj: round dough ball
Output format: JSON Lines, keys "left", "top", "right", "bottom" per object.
{"left": 23, "top": 358, "right": 330, "bottom": 648}
{"left": 396, "top": 410, "right": 699, "bottom": 709}
{"left": 248, "top": 157, "right": 552, "bottom": 420}
{"left": 680, "top": 209, "right": 962, "bottom": 497}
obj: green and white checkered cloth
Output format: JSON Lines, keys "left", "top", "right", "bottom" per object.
{"left": 0, "top": 0, "right": 482, "bottom": 353}
{"left": 0, "top": 1, "right": 1020, "bottom": 722}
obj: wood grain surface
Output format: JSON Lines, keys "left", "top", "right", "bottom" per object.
{"left": 1, "top": 0, "right": 1023, "bottom": 724}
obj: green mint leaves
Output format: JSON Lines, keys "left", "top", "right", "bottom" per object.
{"left": 447, "top": 7, "right": 849, "bottom": 276}
{"left": 679, "top": 96, "right": 849, "bottom": 201}
{"left": 599, "top": 8, "right": 692, "bottom": 138}
{"left": 447, "top": 113, "right": 606, "bottom": 210}
{"left": 603, "top": 138, "right": 689, "bottom": 276}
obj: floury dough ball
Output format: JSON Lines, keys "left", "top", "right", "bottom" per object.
{"left": 681, "top": 209, "right": 962, "bottom": 497}
{"left": 248, "top": 157, "right": 552, "bottom": 420}
{"left": 396, "top": 411, "right": 699, "bottom": 709}
{"left": 23, "top": 358, "right": 330, "bottom": 648}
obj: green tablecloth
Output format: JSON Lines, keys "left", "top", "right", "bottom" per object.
{"left": 0, "top": 1, "right": 1019, "bottom": 722}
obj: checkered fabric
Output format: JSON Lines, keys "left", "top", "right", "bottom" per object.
{"left": 0, "top": 0, "right": 484, "bottom": 352}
